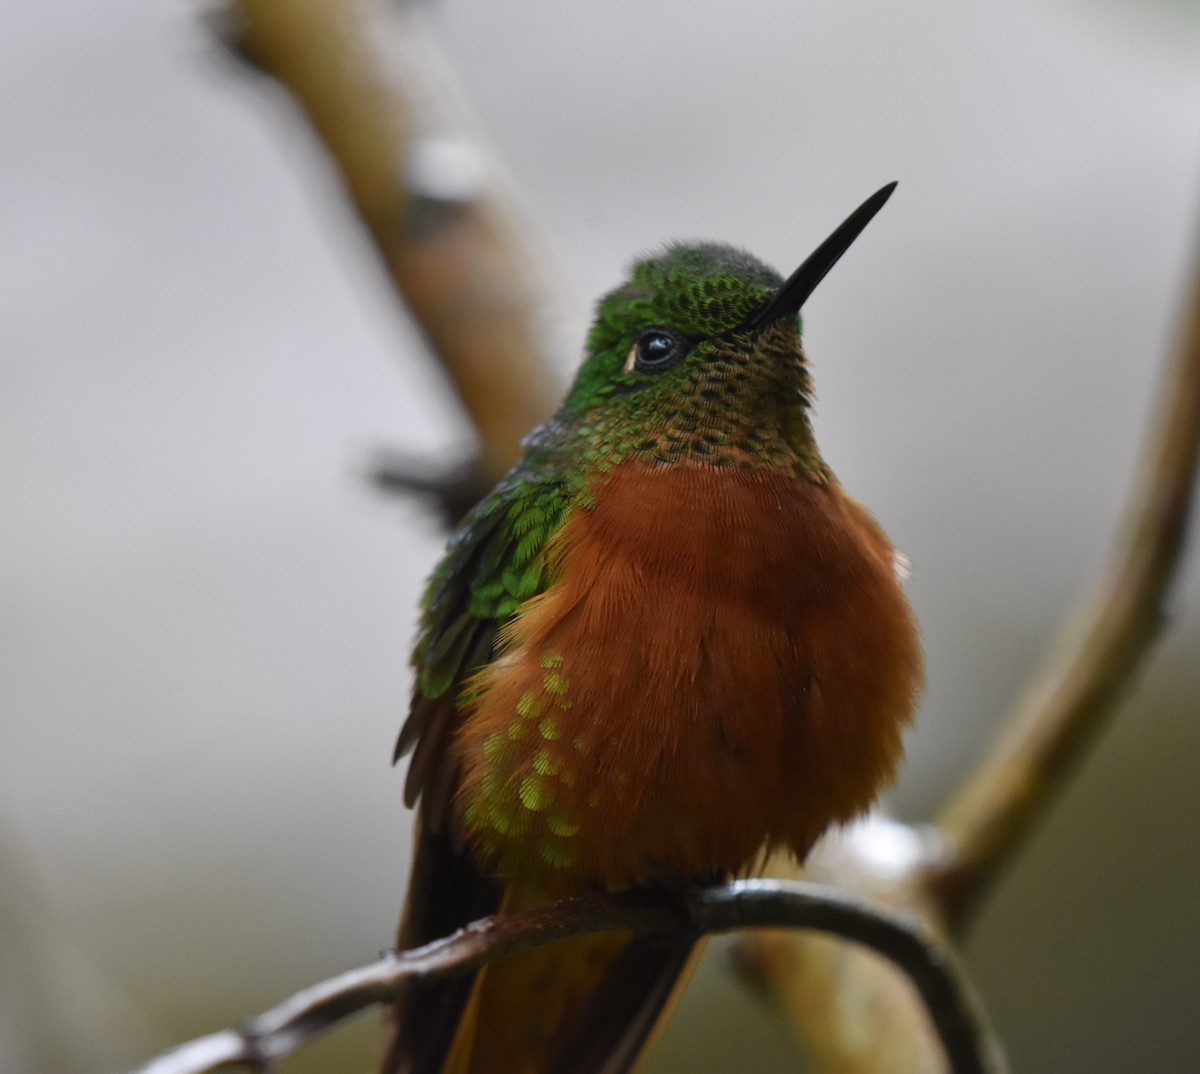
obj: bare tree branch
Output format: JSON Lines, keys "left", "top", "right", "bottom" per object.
{"left": 930, "top": 239, "right": 1200, "bottom": 925}
{"left": 732, "top": 824, "right": 953, "bottom": 1074}
{"left": 129, "top": 880, "right": 1003, "bottom": 1074}
{"left": 219, "top": 0, "right": 567, "bottom": 516}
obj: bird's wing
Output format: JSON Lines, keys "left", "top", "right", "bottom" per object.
{"left": 384, "top": 471, "right": 572, "bottom": 1074}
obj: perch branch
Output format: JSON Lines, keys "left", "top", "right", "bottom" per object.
{"left": 129, "top": 880, "right": 1002, "bottom": 1074}
{"left": 220, "top": 0, "right": 565, "bottom": 515}
{"left": 931, "top": 240, "right": 1200, "bottom": 925}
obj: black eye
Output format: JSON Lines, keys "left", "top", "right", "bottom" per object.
{"left": 632, "top": 328, "right": 686, "bottom": 373}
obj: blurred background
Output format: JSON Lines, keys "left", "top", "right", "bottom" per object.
{"left": 2, "top": 1, "right": 1199, "bottom": 1071}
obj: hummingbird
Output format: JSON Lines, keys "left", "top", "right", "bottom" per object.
{"left": 383, "top": 183, "right": 923, "bottom": 1074}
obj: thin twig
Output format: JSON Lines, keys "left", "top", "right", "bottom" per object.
{"left": 930, "top": 243, "right": 1200, "bottom": 925}
{"left": 220, "top": 0, "right": 565, "bottom": 513}
{"left": 129, "top": 880, "right": 1003, "bottom": 1074}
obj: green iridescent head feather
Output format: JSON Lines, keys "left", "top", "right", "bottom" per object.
{"left": 605, "top": 242, "right": 785, "bottom": 336}
{"left": 561, "top": 183, "right": 898, "bottom": 430}
{"left": 565, "top": 242, "right": 798, "bottom": 418}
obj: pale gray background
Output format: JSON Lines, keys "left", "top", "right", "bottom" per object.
{"left": 2, "top": 1, "right": 1199, "bottom": 1072}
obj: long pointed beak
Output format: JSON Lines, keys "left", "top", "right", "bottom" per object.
{"left": 740, "top": 181, "right": 897, "bottom": 332}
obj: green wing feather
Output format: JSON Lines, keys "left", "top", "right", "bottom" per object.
{"left": 386, "top": 454, "right": 576, "bottom": 1074}
{"left": 395, "top": 461, "right": 575, "bottom": 829}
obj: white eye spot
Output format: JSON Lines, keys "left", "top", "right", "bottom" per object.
{"left": 623, "top": 344, "right": 638, "bottom": 373}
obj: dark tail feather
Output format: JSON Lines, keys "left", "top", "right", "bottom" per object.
{"left": 381, "top": 818, "right": 502, "bottom": 1074}
{"left": 385, "top": 816, "right": 698, "bottom": 1074}
{"left": 547, "top": 937, "right": 699, "bottom": 1074}
{"left": 383, "top": 976, "right": 477, "bottom": 1074}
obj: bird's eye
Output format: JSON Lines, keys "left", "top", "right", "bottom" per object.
{"left": 626, "top": 329, "right": 687, "bottom": 374}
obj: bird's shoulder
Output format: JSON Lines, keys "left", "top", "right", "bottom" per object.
{"left": 395, "top": 449, "right": 578, "bottom": 821}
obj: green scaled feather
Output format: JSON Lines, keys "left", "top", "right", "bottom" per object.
{"left": 412, "top": 463, "right": 575, "bottom": 704}
{"left": 395, "top": 457, "right": 574, "bottom": 817}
